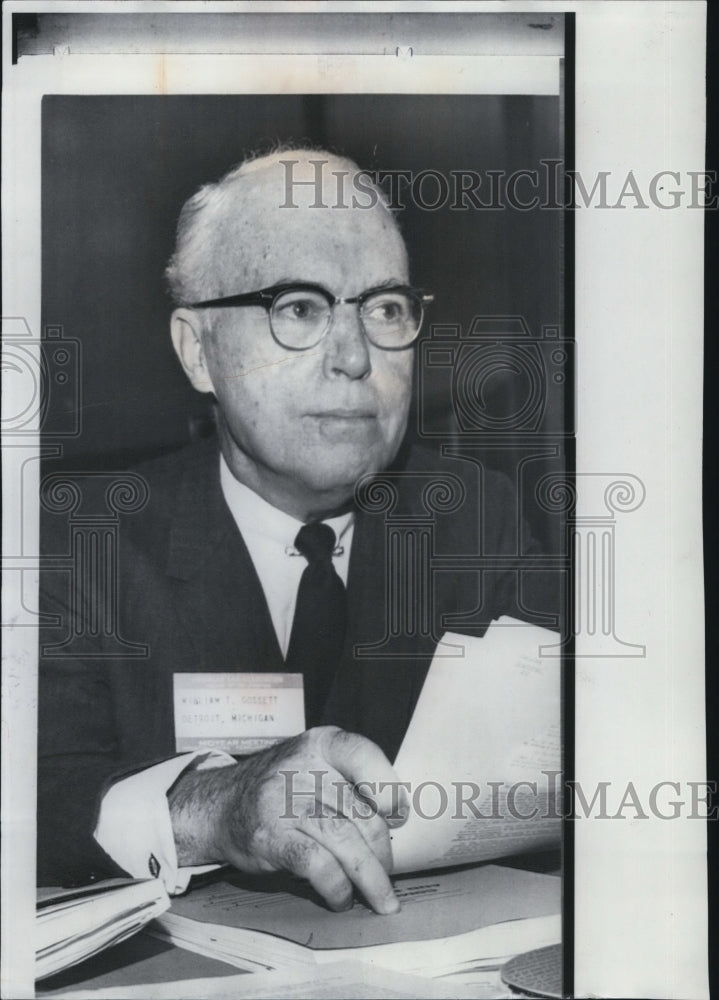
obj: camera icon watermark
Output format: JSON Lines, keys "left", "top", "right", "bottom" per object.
{"left": 418, "top": 316, "right": 572, "bottom": 439}
{"left": 2, "top": 318, "right": 82, "bottom": 439}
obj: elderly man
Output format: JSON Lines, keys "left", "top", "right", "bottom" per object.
{"left": 38, "top": 149, "right": 556, "bottom": 915}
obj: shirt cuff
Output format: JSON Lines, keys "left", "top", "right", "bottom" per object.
{"left": 93, "top": 750, "right": 235, "bottom": 895}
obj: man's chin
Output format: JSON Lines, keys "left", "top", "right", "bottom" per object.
{"left": 300, "top": 452, "right": 394, "bottom": 506}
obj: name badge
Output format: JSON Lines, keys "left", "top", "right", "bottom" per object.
{"left": 173, "top": 672, "right": 305, "bottom": 754}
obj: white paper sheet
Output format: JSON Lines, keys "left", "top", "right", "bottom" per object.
{"left": 391, "top": 618, "right": 561, "bottom": 874}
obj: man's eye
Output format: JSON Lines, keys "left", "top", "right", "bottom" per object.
{"left": 275, "top": 297, "right": 324, "bottom": 321}
{"left": 365, "top": 298, "right": 407, "bottom": 324}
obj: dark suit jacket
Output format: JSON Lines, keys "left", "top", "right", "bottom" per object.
{"left": 38, "top": 437, "right": 560, "bottom": 885}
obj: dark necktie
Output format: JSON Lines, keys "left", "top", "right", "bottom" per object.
{"left": 285, "top": 522, "right": 347, "bottom": 728}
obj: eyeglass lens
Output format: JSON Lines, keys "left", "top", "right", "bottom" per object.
{"left": 270, "top": 288, "right": 422, "bottom": 350}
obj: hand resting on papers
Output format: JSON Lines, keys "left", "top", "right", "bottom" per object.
{"left": 168, "top": 726, "right": 409, "bottom": 914}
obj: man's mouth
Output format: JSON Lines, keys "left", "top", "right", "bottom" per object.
{"left": 304, "top": 410, "right": 379, "bottom": 440}
{"left": 306, "top": 409, "right": 377, "bottom": 420}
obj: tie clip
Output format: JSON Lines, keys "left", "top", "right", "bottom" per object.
{"left": 285, "top": 545, "right": 345, "bottom": 557}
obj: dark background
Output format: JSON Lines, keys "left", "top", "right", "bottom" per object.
{"left": 41, "top": 94, "right": 566, "bottom": 547}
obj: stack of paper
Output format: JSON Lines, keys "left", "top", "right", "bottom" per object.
{"left": 153, "top": 864, "right": 560, "bottom": 978}
{"left": 36, "top": 878, "right": 170, "bottom": 980}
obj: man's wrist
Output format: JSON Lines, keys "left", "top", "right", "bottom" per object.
{"left": 168, "top": 760, "right": 240, "bottom": 866}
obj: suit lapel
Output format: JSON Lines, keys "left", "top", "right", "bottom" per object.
{"left": 164, "top": 441, "right": 284, "bottom": 674}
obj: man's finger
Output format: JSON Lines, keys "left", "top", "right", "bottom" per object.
{"left": 319, "top": 727, "right": 410, "bottom": 826}
{"left": 297, "top": 804, "right": 399, "bottom": 915}
{"left": 278, "top": 833, "right": 354, "bottom": 912}
{"left": 330, "top": 777, "right": 394, "bottom": 873}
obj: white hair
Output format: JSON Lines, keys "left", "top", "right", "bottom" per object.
{"left": 165, "top": 145, "right": 398, "bottom": 307}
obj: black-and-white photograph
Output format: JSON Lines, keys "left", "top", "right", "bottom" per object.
{"left": 36, "top": 17, "right": 568, "bottom": 997}
{"left": 1, "top": 5, "right": 709, "bottom": 999}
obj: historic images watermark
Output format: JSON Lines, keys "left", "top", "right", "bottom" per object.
{"left": 279, "top": 158, "right": 717, "bottom": 211}
{"left": 278, "top": 769, "right": 718, "bottom": 823}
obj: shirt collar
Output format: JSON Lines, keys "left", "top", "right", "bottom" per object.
{"left": 219, "top": 455, "right": 354, "bottom": 549}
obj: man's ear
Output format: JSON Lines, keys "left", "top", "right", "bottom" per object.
{"left": 170, "top": 309, "right": 215, "bottom": 394}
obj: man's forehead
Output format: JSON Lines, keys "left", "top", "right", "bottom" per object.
{"left": 209, "top": 157, "right": 407, "bottom": 293}
{"left": 219, "top": 157, "right": 388, "bottom": 225}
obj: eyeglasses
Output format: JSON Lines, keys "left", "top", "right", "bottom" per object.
{"left": 189, "top": 283, "right": 434, "bottom": 351}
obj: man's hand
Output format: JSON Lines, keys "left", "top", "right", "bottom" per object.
{"left": 168, "top": 727, "right": 409, "bottom": 914}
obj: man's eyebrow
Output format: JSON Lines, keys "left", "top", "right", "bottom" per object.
{"left": 270, "top": 277, "right": 409, "bottom": 291}
{"left": 371, "top": 277, "right": 409, "bottom": 289}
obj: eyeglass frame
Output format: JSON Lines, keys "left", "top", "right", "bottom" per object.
{"left": 187, "top": 282, "right": 434, "bottom": 352}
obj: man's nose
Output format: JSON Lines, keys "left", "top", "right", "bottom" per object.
{"left": 322, "top": 303, "right": 372, "bottom": 380}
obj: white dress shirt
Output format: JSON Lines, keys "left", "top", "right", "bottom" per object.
{"left": 219, "top": 456, "right": 354, "bottom": 657}
{"left": 94, "top": 455, "right": 355, "bottom": 894}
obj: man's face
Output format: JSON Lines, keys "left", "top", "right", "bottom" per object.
{"left": 193, "top": 164, "right": 415, "bottom": 519}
